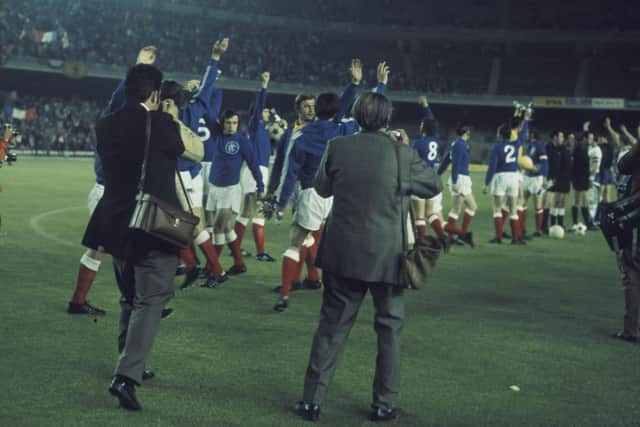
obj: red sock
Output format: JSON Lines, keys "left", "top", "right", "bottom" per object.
{"left": 446, "top": 215, "right": 459, "bottom": 239}
{"left": 234, "top": 220, "right": 247, "bottom": 246}
{"left": 461, "top": 211, "right": 474, "bottom": 234}
{"left": 198, "top": 239, "right": 224, "bottom": 276}
{"left": 510, "top": 218, "right": 521, "bottom": 241}
{"left": 535, "top": 209, "right": 544, "bottom": 233}
{"left": 518, "top": 209, "right": 527, "bottom": 233}
{"left": 416, "top": 219, "right": 427, "bottom": 238}
{"left": 71, "top": 265, "right": 97, "bottom": 304}
{"left": 214, "top": 244, "right": 223, "bottom": 257}
{"left": 252, "top": 222, "right": 266, "bottom": 254}
{"left": 179, "top": 247, "right": 198, "bottom": 270}
{"left": 494, "top": 216, "right": 504, "bottom": 241}
{"left": 429, "top": 217, "right": 445, "bottom": 237}
{"left": 281, "top": 251, "right": 301, "bottom": 297}
{"left": 228, "top": 239, "right": 244, "bottom": 266}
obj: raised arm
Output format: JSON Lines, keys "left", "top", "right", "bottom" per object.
{"left": 373, "top": 61, "right": 390, "bottom": 95}
{"left": 418, "top": 95, "right": 438, "bottom": 136}
{"left": 620, "top": 124, "right": 638, "bottom": 146}
{"left": 335, "top": 59, "right": 361, "bottom": 121}
{"left": 103, "top": 46, "right": 157, "bottom": 116}
{"left": 182, "top": 38, "right": 228, "bottom": 126}
{"left": 248, "top": 72, "right": 269, "bottom": 132}
{"left": 604, "top": 117, "right": 621, "bottom": 148}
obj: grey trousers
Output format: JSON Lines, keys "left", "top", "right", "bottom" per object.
{"left": 619, "top": 248, "right": 640, "bottom": 338}
{"left": 112, "top": 250, "right": 177, "bottom": 384}
{"left": 302, "top": 271, "right": 405, "bottom": 411}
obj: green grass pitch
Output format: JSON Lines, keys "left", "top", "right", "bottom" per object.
{"left": 1, "top": 158, "right": 639, "bottom": 426}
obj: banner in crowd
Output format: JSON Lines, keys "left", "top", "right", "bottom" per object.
{"left": 3, "top": 104, "right": 37, "bottom": 121}
{"left": 591, "top": 98, "right": 625, "bottom": 110}
{"left": 532, "top": 96, "right": 567, "bottom": 107}
{"left": 63, "top": 62, "right": 88, "bottom": 79}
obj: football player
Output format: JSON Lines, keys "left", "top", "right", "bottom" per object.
{"left": 411, "top": 95, "right": 445, "bottom": 238}
{"left": 522, "top": 129, "right": 549, "bottom": 236}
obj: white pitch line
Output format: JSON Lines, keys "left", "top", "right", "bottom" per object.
{"left": 29, "top": 206, "right": 85, "bottom": 248}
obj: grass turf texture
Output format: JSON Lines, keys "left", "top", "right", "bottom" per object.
{"left": 1, "top": 158, "right": 639, "bottom": 427}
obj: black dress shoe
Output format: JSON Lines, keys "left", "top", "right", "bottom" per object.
{"left": 179, "top": 267, "right": 200, "bottom": 290}
{"left": 142, "top": 370, "right": 155, "bottom": 381}
{"left": 226, "top": 264, "right": 247, "bottom": 276}
{"left": 369, "top": 407, "right": 400, "bottom": 422}
{"left": 295, "top": 401, "right": 320, "bottom": 421}
{"left": 511, "top": 239, "right": 527, "bottom": 245}
{"left": 175, "top": 265, "right": 186, "bottom": 276}
{"left": 488, "top": 238, "right": 502, "bottom": 244}
{"left": 161, "top": 308, "right": 173, "bottom": 319}
{"left": 109, "top": 376, "right": 141, "bottom": 411}
{"left": 68, "top": 302, "right": 106, "bottom": 316}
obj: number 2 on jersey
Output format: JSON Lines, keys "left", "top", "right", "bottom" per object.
{"left": 504, "top": 145, "right": 516, "bottom": 163}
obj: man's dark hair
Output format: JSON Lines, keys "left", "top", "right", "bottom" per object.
{"left": 294, "top": 94, "right": 315, "bottom": 111}
{"left": 421, "top": 118, "right": 438, "bottom": 137}
{"left": 351, "top": 92, "right": 392, "bottom": 132}
{"left": 316, "top": 93, "right": 340, "bottom": 120}
{"left": 160, "top": 80, "right": 190, "bottom": 108}
{"left": 529, "top": 129, "right": 539, "bottom": 141}
{"left": 551, "top": 129, "right": 562, "bottom": 139}
{"left": 221, "top": 109, "right": 239, "bottom": 121}
{"left": 498, "top": 123, "right": 511, "bottom": 140}
{"left": 124, "top": 64, "right": 162, "bottom": 103}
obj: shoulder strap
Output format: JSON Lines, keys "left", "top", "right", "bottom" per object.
{"left": 136, "top": 110, "right": 152, "bottom": 193}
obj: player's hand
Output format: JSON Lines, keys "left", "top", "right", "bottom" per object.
{"left": 397, "top": 129, "right": 410, "bottom": 145}
{"left": 418, "top": 95, "right": 428, "bottom": 107}
{"left": 524, "top": 108, "right": 533, "bottom": 121}
{"left": 278, "top": 118, "right": 288, "bottom": 129}
{"left": 260, "top": 71, "right": 270, "bottom": 89}
{"left": 583, "top": 121, "right": 591, "bottom": 131}
{"left": 211, "top": 38, "right": 229, "bottom": 60}
{"left": 604, "top": 117, "right": 611, "bottom": 128}
{"left": 136, "top": 46, "right": 157, "bottom": 65}
{"left": 376, "top": 61, "right": 390, "bottom": 86}
{"left": 183, "top": 80, "right": 200, "bottom": 92}
{"left": 350, "top": 58, "right": 362, "bottom": 85}
{"left": 620, "top": 124, "right": 628, "bottom": 132}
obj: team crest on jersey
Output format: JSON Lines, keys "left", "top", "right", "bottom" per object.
{"left": 224, "top": 140, "right": 240, "bottom": 155}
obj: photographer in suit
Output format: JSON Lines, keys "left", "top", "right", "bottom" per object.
{"left": 616, "top": 139, "right": 640, "bottom": 342}
{"left": 82, "top": 64, "right": 187, "bottom": 410}
{"left": 295, "top": 92, "right": 442, "bottom": 422}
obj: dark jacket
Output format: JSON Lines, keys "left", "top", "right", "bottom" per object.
{"left": 82, "top": 102, "right": 185, "bottom": 258}
{"left": 314, "top": 131, "right": 442, "bottom": 285}
{"left": 618, "top": 143, "right": 640, "bottom": 196}
{"left": 547, "top": 142, "right": 572, "bottom": 181}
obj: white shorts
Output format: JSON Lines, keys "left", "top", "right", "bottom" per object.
{"left": 293, "top": 187, "right": 333, "bottom": 231}
{"left": 427, "top": 192, "right": 443, "bottom": 213}
{"left": 200, "top": 162, "right": 212, "bottom": 203}
{"left": 410, "top": 192, "right": 443, "bottom": 214}
{"left": 523, "top": 176, "right": 544, "bottom": 196}
{"left": 178, "top": 171, "right": 204, "bottom": 209}
{"left": 448, "top": 175, "right": 472, "bottom": 196}
{"left": 241, "top": 165, "right": 269, "bottom": 195}
{"left": 206, "top": 183, "right": 242, "bottom": 213}
{"left": 491, "top": 172, "right": 520, "bottom": 197}
{"left": 87, "top": 183, "right": 104, "bottom": 215}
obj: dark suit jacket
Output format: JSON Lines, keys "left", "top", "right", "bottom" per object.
{"left": 314, "top": 131, "right": 442, "bottom": 285}
{"left": 82, "top": 102, "right": 185, "bottom": 258}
